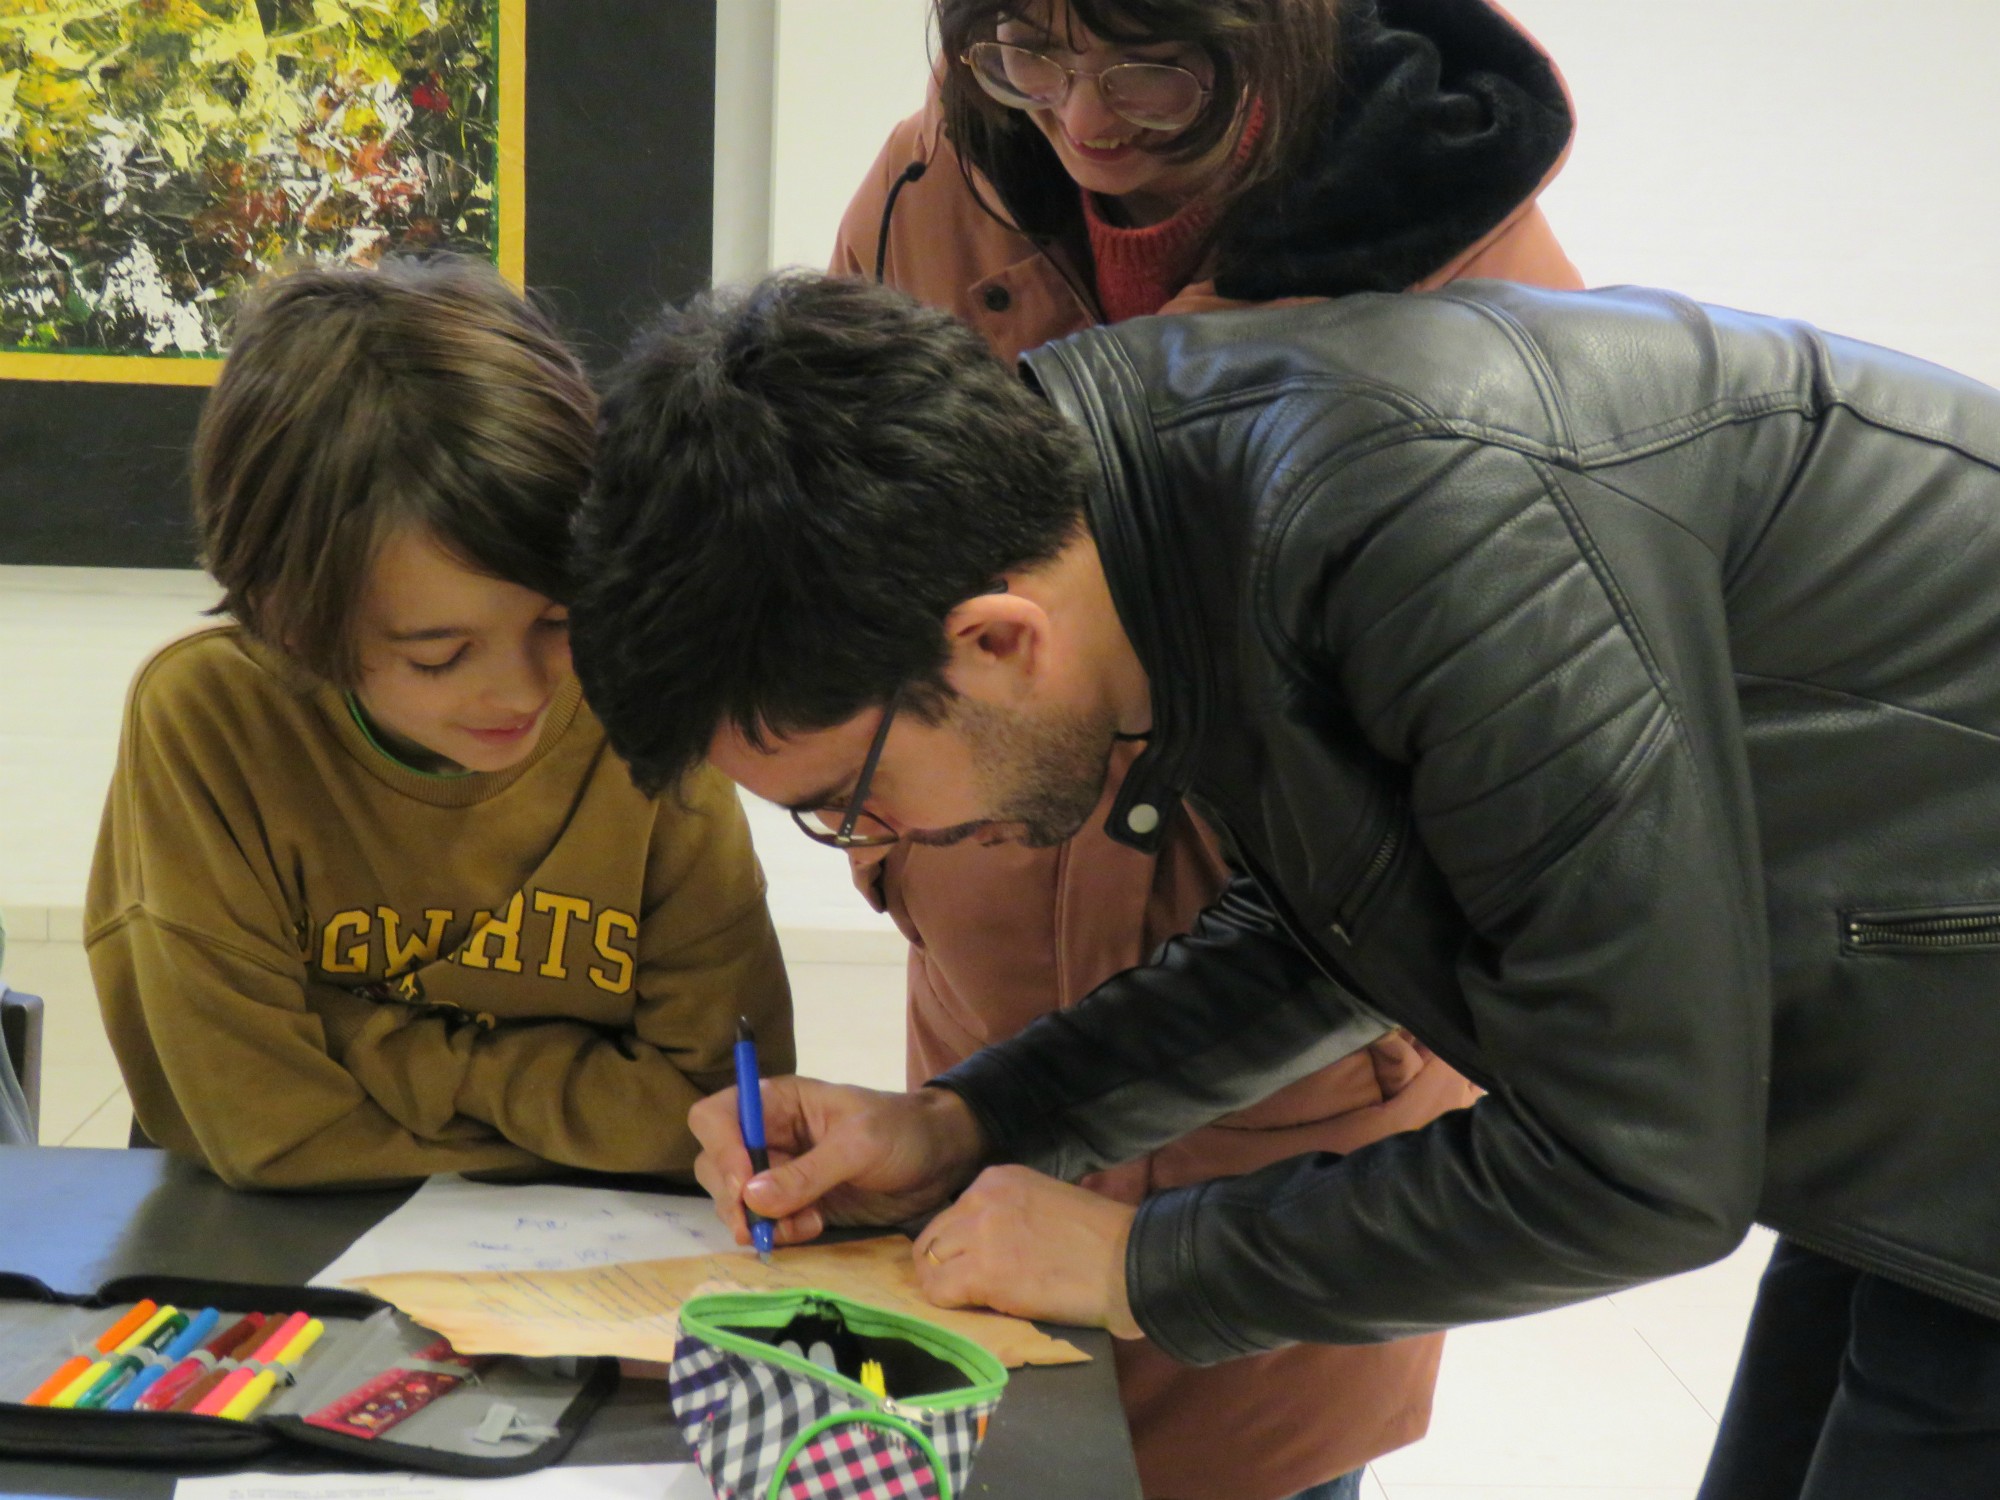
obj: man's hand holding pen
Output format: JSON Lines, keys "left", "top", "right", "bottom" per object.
{"left": 688, "top": 1074, "right": 1140, "bottom": 1336}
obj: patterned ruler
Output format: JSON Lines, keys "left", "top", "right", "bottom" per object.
{"left": 300, "top": 1339, "right": 480, "bottom": 1440}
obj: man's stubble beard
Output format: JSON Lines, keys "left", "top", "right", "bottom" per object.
{"left": 905, "top": 695, "right": 1118, "bottom": 850}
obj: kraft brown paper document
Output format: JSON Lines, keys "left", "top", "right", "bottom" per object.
{"left": 347, "top": 1235, "right": 1090, "bottom": 1369}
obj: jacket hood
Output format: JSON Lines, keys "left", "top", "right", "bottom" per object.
{"left": 962, "top": 0, "right": 1573, "bottom": 302}
{"left": 1216, "top": 0, "right": 1573, "bottom": 299}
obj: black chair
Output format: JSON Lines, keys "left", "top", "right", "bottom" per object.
{"left": 0, "top": 986, "right": 44, "bottom": 1142}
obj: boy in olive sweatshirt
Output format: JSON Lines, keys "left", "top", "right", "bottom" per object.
{"left": 87, "top": 257, "right": 793, "bottom": 1189}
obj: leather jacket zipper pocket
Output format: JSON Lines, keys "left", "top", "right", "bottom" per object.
{"left": 1329, "top": 818, "right": 1403, "bottom": 947}
{"left": 1843, "top": 904, "right": 2000, "bottom": 954}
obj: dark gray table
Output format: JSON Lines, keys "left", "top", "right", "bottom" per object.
{"left": 0, "top": 1146, "right": 1140, "bottom": 1498}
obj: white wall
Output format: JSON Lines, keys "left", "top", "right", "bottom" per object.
{"left": 1507, "top": 0, "right": 2000, "bottom": 386}
{"left": 753, "top": 0, "right": 2000, "bottom": 385}
{"left": 767, "top": 0, "right": 937, "bottom": 272}
{"left": 712, "top": 0, "right": 780, "bottom": 285}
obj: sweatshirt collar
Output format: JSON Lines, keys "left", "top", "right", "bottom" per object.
{"left": 322, "top": 675, "right": 588, "bottom": 806}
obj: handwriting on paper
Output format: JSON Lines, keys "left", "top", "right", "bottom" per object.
{"left": 311, "top": 1175, "right": 738, "bottom": 1288}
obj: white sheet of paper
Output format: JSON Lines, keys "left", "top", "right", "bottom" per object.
{"left": 174, "top": 1463, "right": 710, "bottom": 1499}
{"left": 309, "top": 1174, "right": 739, "bottom": 1288}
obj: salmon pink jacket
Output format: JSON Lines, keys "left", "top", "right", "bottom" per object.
{"left": 830, "top": 4, "right": 1581, "bottom": 1496}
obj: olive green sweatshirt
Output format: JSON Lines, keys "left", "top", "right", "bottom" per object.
{"left": 87, "top": 626, "right": 793, "bottom": 1189}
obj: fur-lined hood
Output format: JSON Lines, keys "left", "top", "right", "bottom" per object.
{"left": 954, "top": 0, "right": 1576, "bottom": 300}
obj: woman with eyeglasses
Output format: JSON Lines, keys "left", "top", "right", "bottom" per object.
{"left": 830, "top": 6, "right": 1582, "bottom": 1500}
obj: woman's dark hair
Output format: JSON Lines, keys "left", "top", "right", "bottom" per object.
{"left": 192, "top": 254, "right": 596, "bottom": 687}
{"left": 936, "top": 0, "right": 1344, "bottom": 234}
{"left": 569, "top": 272, "right": 1093, "bottom": 797}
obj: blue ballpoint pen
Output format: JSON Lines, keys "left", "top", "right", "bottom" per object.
{"left": 734, "top": 1016, "right": 776, "bottom": 1262}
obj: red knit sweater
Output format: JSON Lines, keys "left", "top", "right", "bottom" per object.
{"left": 1082, "top": 101, "right": 1266, "bottom": 323}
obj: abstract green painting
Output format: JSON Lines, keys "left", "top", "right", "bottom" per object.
{"left": 0, "top": 0, "right": 523, "bottom": 384}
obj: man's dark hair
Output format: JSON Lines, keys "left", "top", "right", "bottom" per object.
{"left": 570, "top": 272, "right": 1093, "bottom": 795}
{"left": 194, "top": 254, "right": 596, "bottom": 687}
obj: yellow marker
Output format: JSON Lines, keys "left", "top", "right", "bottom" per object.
{"left": 115, "top": 1304, "right": 180, "bottom": 1355}
{"left": 217, "top": 1368, "right": 279, "bottom": 1421}
{"left": 51, "top": 1360, "right": 112, "bottom": 1409}
{"left": 858, "top": 1359, "right": 887, "bottom": 1400}
{"left": 216, "top": 1318, "right": 321, "bottom": 1421}
{"left": 272, "top": 1318, "right": 324, "bottom": 1368}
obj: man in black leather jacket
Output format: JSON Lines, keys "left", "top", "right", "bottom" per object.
{"left": 570, "top": 273, "right": 2000, "bottom": 1497}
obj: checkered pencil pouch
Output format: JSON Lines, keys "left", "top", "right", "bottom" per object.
{"left": 668, "top": 1288, "right": 1008, "bottom": 1500}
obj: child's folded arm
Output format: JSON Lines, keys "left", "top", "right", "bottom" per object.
{"left": 89, "top": 907, "right": 541, "bottom": 1190}
{"left": 446, "top": 894, "right": 794, "bottom": 1174}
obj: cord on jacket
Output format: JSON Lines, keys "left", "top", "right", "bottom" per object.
{"left": 875, "top": 161, "right": 928, "bottom": 284}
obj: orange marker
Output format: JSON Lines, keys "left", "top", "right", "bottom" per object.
{"left": 24, "top": 1355, "right": 91, "bottom": 1407}
{"left": 93, "top": 1300, "right": 159, "bottom": 1353}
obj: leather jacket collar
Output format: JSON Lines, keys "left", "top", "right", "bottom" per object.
{"left": 1021, "top": 336, "right": 1212, "bottom": 854}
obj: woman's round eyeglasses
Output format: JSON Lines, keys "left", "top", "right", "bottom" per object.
{"left": 962, "top": 41, "right": 1211, "bottom": 133}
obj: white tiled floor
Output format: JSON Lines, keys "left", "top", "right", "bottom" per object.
{"left": 1371, "top": 1228, "right": 1772, "bottom": 1499}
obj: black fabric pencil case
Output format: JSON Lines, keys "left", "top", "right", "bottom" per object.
{"left": 0, "top": 1271, "right": 618, "bottom": 1476}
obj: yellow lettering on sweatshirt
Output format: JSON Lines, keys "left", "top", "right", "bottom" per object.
{"left": 534, "top": 891, "right": 594, "bottom": 979}
{"left": 320, "top": 910, "right": 370, "bottom": 974}
{"left": 460, "top": 892, "right": 527, "bottom": 973}
{"left": 379, "top": 907, "right": 452, "bottom": 973}
{"left": 590, "top": 909, "right": 638, "bottom": 994}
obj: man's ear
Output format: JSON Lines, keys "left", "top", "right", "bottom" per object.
{"left": 941, "top": 590, "right": 1053, "bottom": 703}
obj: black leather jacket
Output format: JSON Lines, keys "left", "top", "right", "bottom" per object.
{"left": 936, "top": 283, "right": 2000, "bottom": 1363}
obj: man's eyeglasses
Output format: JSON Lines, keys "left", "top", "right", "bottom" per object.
{"left": 789, "top": 697, "right": 901, "bottom": 849}
{"left": 962, "top": 41, "right": 1211, "bottom": 133}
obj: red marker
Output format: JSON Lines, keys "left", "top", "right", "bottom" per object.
{"left": 136, "top": 1312, "right": 269, "bottom": 1412}
{"left": 204, "top": 1311, "right": 269, "bottom": 1363}
{"left": 168, "top": 1366, "right": 234, "bottom": 1414}
{"left": 136, "top": 1356, "right": 210, "bottom": 1413}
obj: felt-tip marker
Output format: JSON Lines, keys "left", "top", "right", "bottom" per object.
{"left": 159, "top": 1307, "right": 220, "bottom": 1364}
{"left": 734, "top": 1016, "right": 776, "bottom": 1262}
{"left": 136, "top": 1311, "right": 267, "bottom": 1412}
